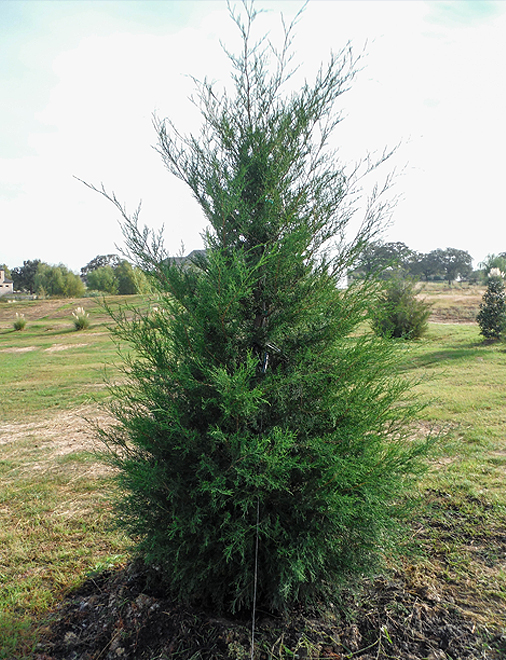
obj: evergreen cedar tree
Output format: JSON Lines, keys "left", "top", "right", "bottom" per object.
{"left": 93, "top": 1, "right": 431, "bottom": 614}
{"left": 477, "top": 274, "right": 506, "bottom": 340}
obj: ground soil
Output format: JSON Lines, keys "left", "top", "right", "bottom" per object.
{"left": 35, "top": 560, "right": 505, "bottom": 660}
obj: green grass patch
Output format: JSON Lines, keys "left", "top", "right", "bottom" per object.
{"left": 0, "top": 297, "right": 134, "bottom": 656}
{"left": 393, "top": 322, "right": 506, "bottom": 630}
{"left": 402, "top": 324, "right": 506, "bottom": 447}
{"left": 0, "top": 296, "right": 147, "bottom": 422}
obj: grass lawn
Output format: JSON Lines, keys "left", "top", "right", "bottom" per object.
{"left": 397, "top": 322, "right": 506, "bottom": 634}
{"left": 0, "top": 289, "right": 505, "bottom": 658}
{"left": 0, "top": 296, "right": 132, "bottom": 658}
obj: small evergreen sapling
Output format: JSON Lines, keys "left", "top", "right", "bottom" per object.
{"left": 93, "top": 2, "right": 430, "bottom": 614}
{"left": 477, "top": 272, "right": 506, "bottom": 340}
{"left": 371, "top": 275, "right": 431, "bottom": 340}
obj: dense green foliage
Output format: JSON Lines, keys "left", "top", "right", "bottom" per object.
{"left": 479, "top": 253, "right": 506, "bottom": 278}
{"left": 87, "top": 265, "right": 118, "bottom": 294}
{"left": 97, "top": 2, "right": 429, "bottom": 614}
{"left": 353, "top": 241, "right": 415, "bottom": 278}
{"left": 436, "top": 247, "right": 474, "bottom": 284}
{"left": 34, "top": 263, "right": 85, "bottom": 298}
{"left": 0, "top": 264, "right": 11, "bottom": 279}
{"left": 85, "top": 256, "right": 148, "bottom": 294}
{"left": 11, "top": 260, "right": 85, "bottom": 298}
{"left": 115, "top": 260, "right": 145, "bottom": 294}
{"left": 81, "top": 254, "right": 121, "bottom": 280}
{"left": 7, "top": 254, "right": 145, "bottom": 299}
{"left": 477, "top": 275, "right": 506, "bottom": 340}
{"left": 11, "top": 260, "right": 41, "bottom": 294}
{"left": 371, "top": 276, "right": 431, "bottom": 340}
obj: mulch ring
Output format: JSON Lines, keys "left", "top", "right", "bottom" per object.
{"left": 35, "top": 561, "right": 505, "bottom": 660}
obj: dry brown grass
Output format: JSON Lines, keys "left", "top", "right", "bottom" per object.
{"left": 0, "top": 404, "right": 127, "bottom": 658}
{"left": 417, "top": 282, "right": 485, "bottom": 323}
{"left": 0, "top": 404, "right": 112, "bottom": 461}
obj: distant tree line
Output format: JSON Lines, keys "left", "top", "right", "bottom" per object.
{"left": 351, "top": 242, "right": 505, "bottom": 285}
{"left": 5, "top": 246, "right": 505, "bottom": 297}
{"left": 6, "top": 255, "right": 147, "bottom": 298}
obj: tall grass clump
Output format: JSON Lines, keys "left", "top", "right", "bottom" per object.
{"left": 72, "top": 306, "right": 90, "bottom": 331}
{"left": 13, "top": 313, "right": 26, "bottom": 331}
{"left": 93, "top": 1, "right": 431, "bottom": 615}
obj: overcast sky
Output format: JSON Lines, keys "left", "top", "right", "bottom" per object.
{"left": 1, "top": 0, "right": 505, "bottom": 272}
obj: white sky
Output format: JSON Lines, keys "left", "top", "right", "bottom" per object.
{"left": 1, "top": 0, "right": 505, "bottom": 272}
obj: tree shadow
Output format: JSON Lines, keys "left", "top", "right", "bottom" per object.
{"left": 399, "top": 342, "right": 492, "bottom": 372}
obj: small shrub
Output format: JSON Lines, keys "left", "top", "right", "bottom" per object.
{"left": 371, "top": 276, "right": 431, "bottom": 340}
{"left": 13, "top": 313, "right": 26, "bottom": 331}
{"left": 477, "top": 275, "right": 506, "bottom": 340}
{"left": 72, "top": 306, "right": 90, "bottom": 331}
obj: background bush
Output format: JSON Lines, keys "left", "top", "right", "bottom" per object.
{"left": 86, "top": 265, "right": 118, "bottom": 294}
{"left": 84, "top": 258, "right": 148, "bottom": 295}
{"left": 371, "top": 276, "right": 431, "bottom": 340}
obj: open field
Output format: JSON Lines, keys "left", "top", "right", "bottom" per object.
{"left": 419, "top": 281, "right": 485, "bottom": 323}
{"left": 0, "top": 289, "right": 505, "bottom": 658}
{"left": 0, "top": 296, "right": 132, "bottom": 658}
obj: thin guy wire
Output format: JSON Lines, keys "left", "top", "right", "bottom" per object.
{"left": 251, "top": 496, "right": 260, "bottom": 660}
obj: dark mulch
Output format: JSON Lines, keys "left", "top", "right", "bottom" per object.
{"left": 34, "top": 561, "right": 505, "bottom": 660}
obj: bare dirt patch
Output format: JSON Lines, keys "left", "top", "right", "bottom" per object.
{"left": 0, "top": 406, "right": 115, "bottom": 479}
{"left": 0, "top": 345, "right": 38, "bottom": 353}
{"left": 0, "top": 405, "right": 109, "bottom": 451}
{"left": 38, "top": 561, "right": 505, "bottom": 660}
{"left": 44, "top": 343, "right": 89, "bottom": 353}
{"left": 0, "top": 299, "right": 86, "bottom": 324}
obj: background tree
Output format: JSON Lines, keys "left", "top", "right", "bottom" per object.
{"left": 34, "top": 263, "right": 85, "bottom": 298}
{"left": 87, "top": 265, "right": 119, "bottom": 294}
{"left": 115, "top": 260, "right": 140, "bottom": 294}
{"left": 353, "top": 241, "right": 415, "bottom": 279}
{"left": 477, "top": 273, "right": 506, "bottom": 340}
{"left": 34, "top": 263, "right": 64, "bottom": 297}
{"left": 407, "top": 251, "right": 439, "bottom": 281}
{"left": 85, "top": 258, "right": 148, "bottom": 294}
{"left": 438, "top": 247, "right": 473, "bottom": 285}
{"left": 92, "top": 1, "right": 429, "bottom": 614}
{"left": 11, "top": 259, "right": 41, "bottom": 293}
{"left": 81, "top": 254, "right": 121, "bottom": 283}
{"left": 63, "top": 268, "right": 86, "bottom": 297}
{"left": 478, "top": 253, "right": 506, "bottom": 281}
{"left": 353, "top": 246, "right": 475, "bottom": 284}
